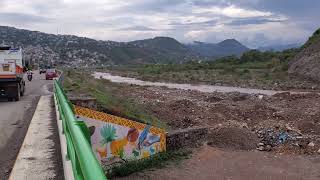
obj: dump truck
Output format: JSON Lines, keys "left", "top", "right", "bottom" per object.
{"left": 0, "top": 46, "right": 25, "bottom": 101}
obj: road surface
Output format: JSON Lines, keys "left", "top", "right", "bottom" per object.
{"left": 0, "top": 71, "right": 53, "bottom": 178}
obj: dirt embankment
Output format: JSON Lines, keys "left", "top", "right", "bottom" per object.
{"left": 289, "top": 29, "right": 320, "bottom": 81}
{"left": 113, "top": 83, "right": 320, "bottom": 154}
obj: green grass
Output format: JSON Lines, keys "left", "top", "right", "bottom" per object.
{"left": 109, "top": 60, "right": 288, "bottom": 83}
{"left": 103, "top": 55, "right": 319, "bottom": 91}
{"left": 106, "top": 149, "right": 191, "bottom": 178}
{"left": 63, "top": 69, "right": 168, "bottom": 129}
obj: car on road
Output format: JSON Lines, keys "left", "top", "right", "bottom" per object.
{"left": 39, "top": 68, "right": 46, "bottom": 74}
{"left": 45, "top": 69, "right": 57, "bottom": 80}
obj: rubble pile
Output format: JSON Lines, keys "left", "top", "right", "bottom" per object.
{"left": 255, "top": 128, "right": 320, "bottom": 154}
{"left": 112, "top": 83, "right": 320, "bottom": 155}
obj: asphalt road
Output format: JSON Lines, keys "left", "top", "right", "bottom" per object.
{"left": 0, "top": 71, "right": 53, "bottom": 178}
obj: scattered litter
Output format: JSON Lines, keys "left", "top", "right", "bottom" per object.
{"left": 265, "top": 145, "right": 272, "bottom": 151}
{"left": 257, "top": 146, "right": 264, "bottom": 151}
{"left": 278, "top": 132, "right": 288, "bottom": 144}
{"left": 308, "top": 142, "right": 315, "bottom": 147}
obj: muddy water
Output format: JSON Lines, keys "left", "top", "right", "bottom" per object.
{"left": 94, "top": 72, "right": 283, "bottom": 95}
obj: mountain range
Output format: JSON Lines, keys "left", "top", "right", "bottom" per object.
{"left": 186, "top": 39, "right": 249, "bottom": 58}
{"left": 258, "top": 43, "right": 301, "bottom": 52}
{"left": 0, "top": 26, "right": 251, "bottom": 66}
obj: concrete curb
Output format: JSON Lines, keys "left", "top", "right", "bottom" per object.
{"left": 8, "top": 95, "right": 59, "bottom": 180}
{"left": 54, "top": 93, "right": 75, "bottom": 180}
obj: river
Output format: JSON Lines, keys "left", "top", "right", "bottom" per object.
{"left": 93, "top": 72, "right": 289, "bottom": 95}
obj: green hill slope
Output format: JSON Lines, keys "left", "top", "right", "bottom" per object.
{"left": 288, "top": 28, "right": 320, "bottom": 81}
{"left": 0, "top": 26, "right": 194, "bottom": 66}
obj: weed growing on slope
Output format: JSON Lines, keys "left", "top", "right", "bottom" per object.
{"left": 63, "top": 69, "right": 167, "bottom": 129}
{"left": 106, "top": 149, "right": 191, "bottom": 178}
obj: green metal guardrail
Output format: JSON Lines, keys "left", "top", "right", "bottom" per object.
{"left": 54, "top": 80, "right": 107, "bottom": 180}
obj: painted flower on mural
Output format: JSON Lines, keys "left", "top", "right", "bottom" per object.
{"left": 142, "top": 150, "right": 150, "bottom": 158}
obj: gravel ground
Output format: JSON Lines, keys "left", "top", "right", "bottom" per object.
{"left": 113, "top": 84, "right": 320, "bottom": 154}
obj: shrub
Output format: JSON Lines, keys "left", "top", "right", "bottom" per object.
{"left": 106, "top": 149, "right": 191, "bottom": 178}
{"left": 223, "top": 65, "right": 236, "bottom": 73}
{"left": 280, "top": 63, "right": 289, "bottom": 71}
{"left": 242, "top": 69, "right": 250, "bottom": 74}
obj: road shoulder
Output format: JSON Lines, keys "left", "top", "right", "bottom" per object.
{"left": 8, "top": 95, "right": 63, "bottom": 180}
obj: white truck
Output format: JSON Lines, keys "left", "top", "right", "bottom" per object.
{"left": 0, "top": 46, "right": 25, "bottom": 101}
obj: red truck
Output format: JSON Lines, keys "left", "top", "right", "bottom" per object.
{"left": 0, "top": 46, "right": 25, "bottom": 101}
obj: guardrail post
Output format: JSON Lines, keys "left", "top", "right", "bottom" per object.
{"left": 75, "top": 121, "right": 92, "bottom": 145}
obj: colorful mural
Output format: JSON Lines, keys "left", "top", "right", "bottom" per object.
{"left": 74, "top": 106, "right": 166, "bottom": 164}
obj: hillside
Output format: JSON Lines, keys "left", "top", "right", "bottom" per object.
{"left": 258, "top": 43, "right": 301, "bottom": 52}
{"left": 186, "top": 39, "right": 249, "bottom": 58}
{"left": 128, "top": 37, "right": 194, "bottom": 64}
{"left": 288, "top": 28, "right": 320, "bottom": 81}
{"left": 129, "top": 37, "right": 188, "bottom": 52}
{"left": 0, "top": 26, "right": 194, "bottom": 66}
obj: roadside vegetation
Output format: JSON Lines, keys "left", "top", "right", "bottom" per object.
{"left": 63, "top": 70, "right": 194, "bottom": 178}
{"left": 104, "top": 48, "right": 320, "bottom": 90}
{"left": 63, "top": 69, "right": 167, "bottom": 129}
{"left": 106, "top": 149, "right": 191, "bottom": 178}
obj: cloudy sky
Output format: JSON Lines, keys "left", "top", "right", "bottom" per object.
{"left": 0, "top": 0, "right": 319, "bottom": 48}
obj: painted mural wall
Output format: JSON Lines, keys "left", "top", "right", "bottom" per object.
{"left": 74, "top": 106, "right": 166, "bottom": 165}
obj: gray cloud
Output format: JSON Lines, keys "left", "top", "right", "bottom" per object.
{"left": 117, "top": 26, "right": 157, "bottom": 31}
{"left": 239, "top": 0, "right": 320, "bottom": 17}
{"left": 169, "top": 19, "right": 218, "bottom": 30}
{"left": 0, "top": 0, "right": 318, "bottom": 47}
{"left": 170, "top": 19, "right": 217, "bottom": 26}
{"left": 227, "top": 17, "right": 284, "bottom": 26}
{"left": 120, "top": 0, "right": 187, "bottom": 14}
{"left": 0, "top": 13, "right": 52, "bottom": 24}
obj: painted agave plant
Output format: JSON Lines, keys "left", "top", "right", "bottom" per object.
{"left": 100, "top": 124, "right": 117, "bottom": 145}
{"left": 100, "top": 124, "right": 117, "bottom": 158}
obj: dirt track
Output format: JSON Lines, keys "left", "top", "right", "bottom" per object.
{"left": 117, "top": 145, "right": 320, "bottom": 180}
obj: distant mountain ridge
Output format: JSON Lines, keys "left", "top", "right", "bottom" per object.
{"left": 0, "top": 26, "right": 197, "bottom": 66}
{"left": 128, "top": 37, "right": 194, "bottom": 64}
{"left": 0, "top": 25, "right": 251, "bottom": 66}
{"left": 129, "top": 37, "right": 188, "bottom": 52}
{"left": 258, "top": 43, "right": 301, "bottom": 52}
{"left": 186, "top": 39, "right": 250, "bottom": 58}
